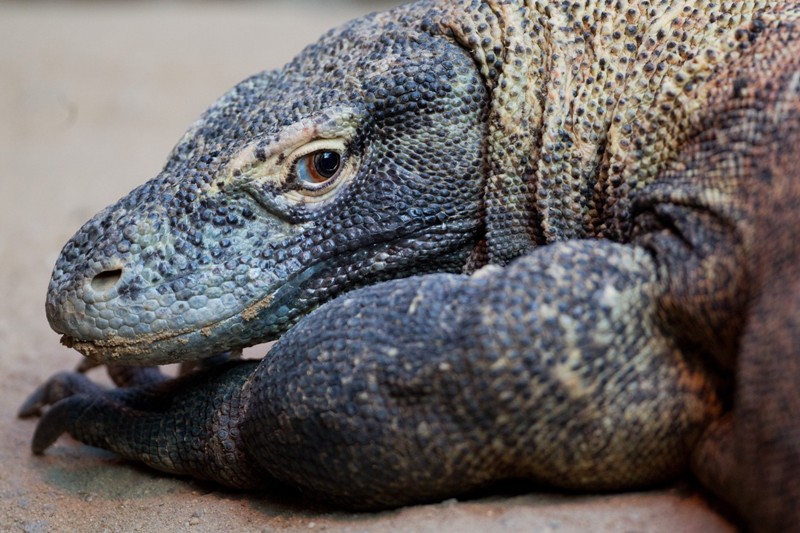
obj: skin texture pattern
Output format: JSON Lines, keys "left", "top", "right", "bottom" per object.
{"left": 19, "top": 1, "right": 800, "bottom": 531}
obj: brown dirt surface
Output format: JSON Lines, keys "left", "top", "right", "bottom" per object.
{"left": 0, "top": 2, "right": 735, "bottom": 531}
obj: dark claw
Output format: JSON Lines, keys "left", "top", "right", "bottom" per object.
{"left": 18, "top": 371, "right": 103, "bottom": 418}
{"left": 30, "top": 395, "right": 89, "bottom": 454}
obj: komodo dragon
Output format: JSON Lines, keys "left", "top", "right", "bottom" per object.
{"left": 19, "top": 0, "right": 800, "bottom": 530}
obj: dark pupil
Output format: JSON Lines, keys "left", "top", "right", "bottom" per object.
{"left": 313, "top": 151, "right": 341, "bottom": 179}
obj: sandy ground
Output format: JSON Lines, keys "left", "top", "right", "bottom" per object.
{"left": 0, "top": 2, "right": 736, "bottom": 532}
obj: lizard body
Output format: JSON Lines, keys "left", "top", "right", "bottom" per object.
{"left": 21, "top": 1, "right": 800, "bottom": 530}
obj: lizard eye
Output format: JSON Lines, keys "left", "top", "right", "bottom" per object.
{"left": 296, "top": 150, "right": 342, "bottom": 185}
{"left": 289, "top": 145, "right": 350, "bottom": 198}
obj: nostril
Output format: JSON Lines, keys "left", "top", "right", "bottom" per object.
{"left": 91, "top": 268, "right": 123, "bottom": 292}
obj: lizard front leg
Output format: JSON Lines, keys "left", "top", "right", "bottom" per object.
{"left": 238, "top": 241, "right": 723, "bottom": 508}
{"left": 26, "top": 241, "right": 723, "bottom": 509}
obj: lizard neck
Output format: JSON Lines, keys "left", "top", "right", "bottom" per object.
{"left": 440, "top": 0, "right": 788, "bottom": 258}
{"left": 440, "top": 1, "right": 542, "bottom": 265}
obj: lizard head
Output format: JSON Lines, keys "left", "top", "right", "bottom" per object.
{"left": 45, "top": 4, "right": 490, "bottom": 364}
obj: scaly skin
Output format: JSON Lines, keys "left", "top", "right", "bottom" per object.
{"left": 20, "top": 1, "right": 800, "bottom": 530}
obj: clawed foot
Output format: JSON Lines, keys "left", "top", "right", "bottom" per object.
{"left": 18, "top": 354, "right": 263, "bottom": 490}
{"left": 18, "top": 351, "right": 244, "bottom": 454}
{"left": 17, "top": 363, "right": 162, "bottom": 454}
{"left": 18, "top": 361, "right": 169, "bottom": 419}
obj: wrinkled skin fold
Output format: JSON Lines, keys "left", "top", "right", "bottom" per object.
{"left": 21, "top": 2, "right": 800, "bottom": 532}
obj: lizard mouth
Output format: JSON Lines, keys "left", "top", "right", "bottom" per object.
{"left": 56, "top": 291, "right": 280, "bottom": 365}
{"left": 59, "top": 329, "right": 197, "bottom": 364}
{"left": 55, "top": 261, "right": 322, "bottom": 365}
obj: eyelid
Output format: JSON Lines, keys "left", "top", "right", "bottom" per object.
{"left": 285, "top": 138, "right": 347, "bottom": 166}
